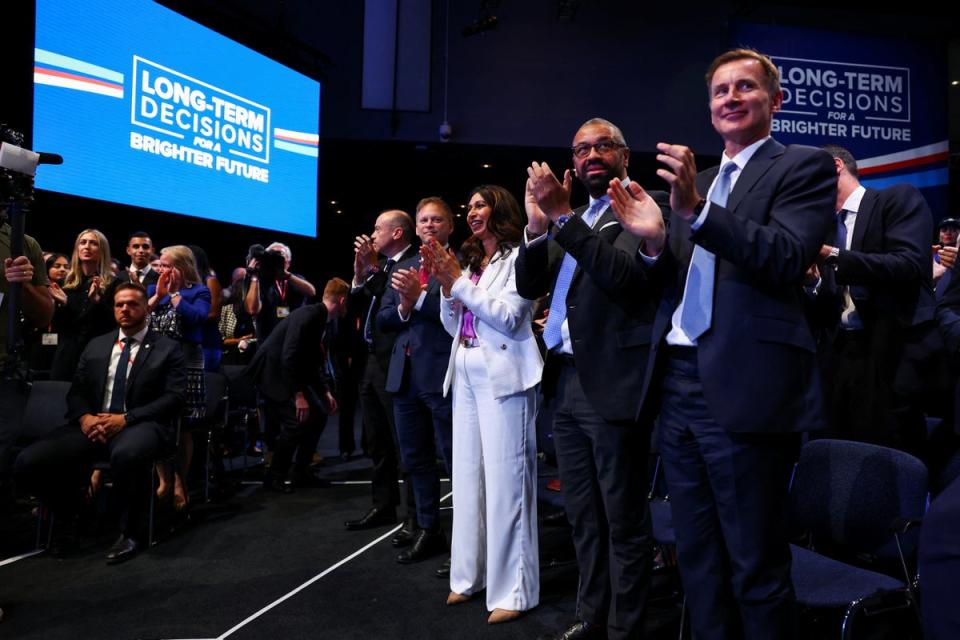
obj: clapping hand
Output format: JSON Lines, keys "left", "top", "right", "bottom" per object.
{"left": 607, "top": 178, "right": 666, "bottom": 255}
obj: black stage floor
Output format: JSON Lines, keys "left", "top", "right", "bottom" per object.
{"left": 0, "top": 420, "right": 918, "bottom": 639}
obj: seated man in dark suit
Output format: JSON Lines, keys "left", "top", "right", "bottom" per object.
{"left": 245, "top": 300, "right": 336, "bottom": 491}
{"left": 15, "top": 282, "right": 186, "bottom": 563}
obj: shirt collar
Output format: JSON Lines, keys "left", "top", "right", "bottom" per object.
{"left": 389, "top": 245, "right": 412, "bottom": 262}
{"left": 588, "top": 176, "right": 629, "bottom": 209}
{"left": 120, "top": 325, "right": 150, "bottom": 343}
{"left": 840, "top": 185, "right": 866, "bottom": 214}
{"left": 721, "top": 136, "right": 770, "bottom": 172}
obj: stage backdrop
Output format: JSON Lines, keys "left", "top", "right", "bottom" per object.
{"left": 733, "top": 23, "right": 949, "bottom": 221}
{"left": 33, "top": 0, "right": 321, "bottom": 237}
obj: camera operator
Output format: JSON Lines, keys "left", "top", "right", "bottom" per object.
{"left": 244, "top": 242, "right": 316, "bottom": 342}
{"left": 1, "top": 125, "right": 54, "bottom": 498}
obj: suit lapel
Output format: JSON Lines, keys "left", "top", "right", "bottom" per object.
{"left": 850, "top": 188, "right": 875, "bottom": 252}
{"left": 725, "top": 138, "right": 785, "bottom": 214}
{"left": 126, "top": 330, "right": 157, "bottom": 390}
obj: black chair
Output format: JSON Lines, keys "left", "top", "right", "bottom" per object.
{"left": 788, "top": 439, "right": 928, "bottom": 639}
{"left": 198, "top": 371, "right": 229, "bottom": 501}
{"left": 18, "top": 380, "right": 71, "bottom": 549}
{"left": 221, "top": 364, "right": 263, "bottom": 476}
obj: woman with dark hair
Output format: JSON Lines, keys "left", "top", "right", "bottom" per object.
{"left": 187, "top": 245, "right": 224, "bottom": 372}
{"left": 50, "top": 229, "right": 119, "bottom": 380}
{"left": 421, "top": 184, "right": 543, "bottom": 624}
{"left": 148, "top": 245, "right": 212, "bottom": 511}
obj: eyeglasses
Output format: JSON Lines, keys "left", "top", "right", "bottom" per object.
{"left": 571, "top": 140, "right": 625, "bottom": 158}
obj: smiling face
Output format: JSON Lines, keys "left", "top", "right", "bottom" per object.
{"left": 76, "top": 232, "right": 101, "bottom": 264}
{"left": 708, "top": 57, "right": 783, "bottom": 156}
{"left": 466, "top": 192, "right": 494, "bottom": 241}
{"left": 572, "top": 123, "right": 629, "bottom": 199}
{"left": 416, "top": 203, "right": 453, "bottom": 246}
{"left": 126, "top": 236, "right": 152, "bottom": 269}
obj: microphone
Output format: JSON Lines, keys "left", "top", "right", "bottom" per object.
{"left": 0, "top": 142, "right": 64, "bottom": 176}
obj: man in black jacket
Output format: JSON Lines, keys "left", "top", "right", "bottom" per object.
{"left": 15, "top": 283, "right": 185, "bottom": 563}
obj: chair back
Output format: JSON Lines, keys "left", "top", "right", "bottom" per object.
{"left": 790, "top": 439, "right": 928, "bottom": 559}
{"left": 221, "top": 364, "right": 256, "bottom": 409}
{"left": 20, "top": 380, "right": 72, "bottom": 443}
{"left": 202, "top": 371, "right": 229, "bottom": 423}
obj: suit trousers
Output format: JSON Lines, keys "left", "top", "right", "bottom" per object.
{"left": 449, "top": 346, "right": 539, "bottom": 612}
{"left": 261, "top": 397, "right": 328, "bottom": 482}
{"left": 359, "top": 352, "right": 413, "bottom": 514}
{"left": 659, "top": 348, "right": 798, "bottom": 640}
{"left": 552, "top": 359, "right": 652, "bottom": 639}
{"left": 392, "top": 360, "right": 453, "bottom": 530}
{"left": 14, "top": 422, "right": 165, "bottom": 540}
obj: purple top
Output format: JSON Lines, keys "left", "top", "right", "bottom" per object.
{"left": 459, "top": 270, "right": 483, "bottom": 340}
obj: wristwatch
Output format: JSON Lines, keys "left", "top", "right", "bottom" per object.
{"left": 824, "top": 246, "right": 841, "bottom": 268}
{"left": 554, "top": 213, "right": 573, "bottom": 229}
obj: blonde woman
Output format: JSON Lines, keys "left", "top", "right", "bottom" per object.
{"left": 148, "top": 245, "right": 212, "bottom": 511}
{"left": 50, "top": 229, "right": 118, "bottom": 380}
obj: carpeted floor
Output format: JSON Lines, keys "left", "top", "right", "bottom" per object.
{"left": 0, "top": 418, "right": 918, "bottom": 639}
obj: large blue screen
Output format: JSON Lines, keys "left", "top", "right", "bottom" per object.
{"left": 33, "top": 0, "right": 320, "bottom": 237}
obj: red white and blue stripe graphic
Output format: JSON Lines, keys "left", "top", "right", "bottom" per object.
{"left": 859, "top": 141, "right": 949, "bottom": 190}
{"left": 34, "top": 49, "right": 124, "bottom": 99}
{"left": 273, "top": 128, "right": 318, "bottom": 157}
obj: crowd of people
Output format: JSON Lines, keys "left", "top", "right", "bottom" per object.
{"left": 3, "top": 47, "right": 960, "bottom": 638}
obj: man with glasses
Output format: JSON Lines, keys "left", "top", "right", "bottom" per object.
{"left": 520, "top": 118, "right": 669, "bottom": 640}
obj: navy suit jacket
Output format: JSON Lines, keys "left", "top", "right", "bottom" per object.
{"left": 650, "top": 139, "right": 836, "bottom": 433}
{"left": 245, "top": 303, "right": 331, "bottom": 405}
{"left": 516, "top": 192, "right": 672, "bottom": 423}
{"left": 67, "top": 328, "right": 186, "bottom": 439}
{"left": 349, "top": 247, "right": 418, "bottom": 370}
{"left": 377, "top": 254, "right": 453, "bottom": 394}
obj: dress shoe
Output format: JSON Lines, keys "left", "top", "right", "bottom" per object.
{"left": 446, "top": 591, "right": 471, "bottom": 605}
{"left": 262, "top": 475, "right": 293, "bottom": 494}
{"left": 391, "top": 518, "right": 419, "bottom": 547}
{"left": 488, "top": 608, "right": 522, "bottom": 624}
{"left": 396, "top": 527, "right": 447, "bottom": 564}
{"left": 344, "top": 507, "right": 397, "bottom": 531}
{"left": 105, "top": 535, "right": 139, "bottom": 564}
{"left": 434, "top": 556, "right": 451, "bottom": 578}
{"left": 537, "top": 620, "right": 606, "bottom": 640}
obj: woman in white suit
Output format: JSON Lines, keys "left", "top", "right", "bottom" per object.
{"left": 420, "top": 184, "right": 543, "bottom": 625}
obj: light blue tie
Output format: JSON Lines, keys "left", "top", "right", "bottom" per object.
{"left": 678, "top": 162, "right": 737, "bottom": 341}
{"left": 542, "top": 199, "right": 606, "bottom": 350}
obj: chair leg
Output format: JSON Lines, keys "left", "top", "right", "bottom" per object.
{"left": 148, "top": 466, "right": 156, "bottom": 548}
{"left": 678, "top": 595, "right": 687, "bottom": 640}
{"left": 205, "top": 429, "right": 212, "bottom": 502}
{"left": 841, "top": 599, "right": 862, "bottom": 640}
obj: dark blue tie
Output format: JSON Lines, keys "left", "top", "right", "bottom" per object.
{"left": 364, "top": 258, "right": 397, "bottom": 345}
{"left": 108, "top": 337, "right": 133, "bottom": 414}
{"left": 836, "top": 210, "right": 850, "bottom": 250}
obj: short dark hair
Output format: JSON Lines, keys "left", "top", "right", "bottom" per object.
{"left": 114, "top": 281, "right": 148, "bottom": 302}
{"left": 127, "top": 231, "right": 152, "bottom": 243}
{"left": 823, "top": 144, "right": 859, "bottom": 179}
{"left": 705, "top": 48, "right": 780, "bottom": 96}
{"left": 416, "top": 196, "right": 454, "bottom": 225}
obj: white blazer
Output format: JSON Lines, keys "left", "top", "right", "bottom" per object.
{"left": 441, "top": 246, "right": 543, "bottom": 399}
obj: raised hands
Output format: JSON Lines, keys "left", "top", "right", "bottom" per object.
{"left": 655, "top": 143, "right": 703, "bottom": 220}
{"left": 353, "top": 234, "right": 379, "bottom": 281}
{"left": 419, "top": 239, "right": 461, "bottom": 295}
{"left": 391, "top": 267, "right": 423, "bottom": 316}
{"left": 526, "top": 162, "right": 574, "bottom": 228}
{"left": 607, "top": 178, "right": 666, "bottom": 255}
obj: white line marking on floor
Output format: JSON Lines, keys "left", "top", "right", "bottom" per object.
{"left": 205, "top": 490, "right": 454, "bottom": 640}
{"left": 0, "top": 549, "right": 45, "bottom": 567}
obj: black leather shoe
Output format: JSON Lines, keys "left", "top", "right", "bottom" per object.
{"left": 105, "top": 536, "right": 139, "bottom": 564}
{"left": 434, "top": 556, "right": 451, "bottom": 578}
{"left": 263, "top": 475, "right": 293, "bottom": 494}
{"left": 344, "top": 507, "right": 397, "bottom": 531}
{"left": 397, "top": 528, "right": 447, "bottom": 564}
{"left": 536, "top": 621, "right": 606, "bottom": 640}
{"left": 292, "top": 472, "right": 330, "bottom": 489}
{"left": 391, "top": 518, "right": 419, "bottom": 547}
